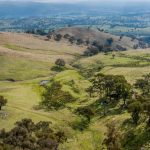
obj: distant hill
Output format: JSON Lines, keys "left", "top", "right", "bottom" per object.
{"left": 51, "top": 27, "right": 147, "bottom": 51}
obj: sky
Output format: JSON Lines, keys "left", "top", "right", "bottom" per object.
{"left": 0, "top": 0, "right": 150, "bottom": 2}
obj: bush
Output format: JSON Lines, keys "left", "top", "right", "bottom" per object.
{"left": 71, "top": 117, "right": 90, "bottom": 131}
{"left": 75, "top": 107, "right": 95, "bottom": 121}
{"left": 51, "top": 65, "right": 65, "bottom": 72}
{"left": 55, "top": 58, "right": 66, "bottom": 67}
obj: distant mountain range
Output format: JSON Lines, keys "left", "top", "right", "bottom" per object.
{"left": 0, "top": 1, "right": 150, "bottom": 18}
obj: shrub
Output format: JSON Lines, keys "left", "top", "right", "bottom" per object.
{"left": 75, "top": 107, "right": 95, "bottom": 121}
{"left": 71, "top": 117, "right": 90, "bottom": 131}
{"left": 55, "top": 59, "right": 66, "bottom": 67}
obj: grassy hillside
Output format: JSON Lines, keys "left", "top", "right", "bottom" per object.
{"left": 0, "top": 32, "right": 150, "bottom": 149}
{"left": 74, "top": 49, "right": 150, "bottom": 83}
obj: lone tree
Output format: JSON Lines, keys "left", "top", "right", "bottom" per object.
{"left": 0, "top": 96, "right": 7, "bottom": 110}
{"left": 55, "top": 58, "right": 66, "bottom": 67}
{"left": 112, "top": 53, "right": 115, "bottom": 59}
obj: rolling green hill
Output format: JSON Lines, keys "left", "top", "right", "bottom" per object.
{"left": 0, "top": 32, "right": 150, "bottom": 149}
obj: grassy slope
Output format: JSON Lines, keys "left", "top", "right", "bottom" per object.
{"left": 75, "top": 49, "right": 150, "bottom": 83}
{"left": 0, "top": 33, "right": 150, "bottom": 149}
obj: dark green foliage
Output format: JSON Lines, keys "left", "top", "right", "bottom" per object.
{"left": 86, "top": 86, "right": 94, "bottom": 97}
{"left": 0, "top": 96, "right": 7, "bottom": 110}
{"left": 91, "top": 73, "right": 132, "bottom": 105}
{"left": 41, "top": 81, "right": 75, "bottom": 110}
{"left": 103, "top": 122, "right": 122, "bottom": 150}
{"left": 75, "top": 107, "right": 95, "bottom": 121}
{"left": 128, "top": 96, "right": 150, "bottom": 127}
{"left": 51, "top": 65, "right": 65, "bottom": 72}
{"left": 55, "top": 58, "right": 66, "bottom": 67}
{"left": 100, "top": 97, "right": 109, "bottom": 116}
{"left": 71, "top": 117, "right": 90, "bottom": 131}
{"left": 0, "top": 119, "right": 67, "bottom": 150}
{"left": 135, "top": 73, "right": 150, "bottom": 96}
{"left": 142, "top": 99, "right": 150, "bottom": 127}
{"left": 128, "top": 101, "right": 142, "bottom": 125}
{"left": 122, "top": 127, "right": 150, "bottom": 150}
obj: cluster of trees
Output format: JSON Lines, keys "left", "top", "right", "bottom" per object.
{"left": 128, "top": 74, "right": 150, "bottom": 125}
{"left": 86, "top": 73, "right": 150, "bottom": 127}
{"left": 25, "top": 29, "right": 47, "bottom": 36}
{"left": 0, "top": 119, "right": 67, "bottom": 150}
{"left": 48, "top": 32, "right": 85, "bottom": 45}
{"left": 102, "top": 74, "right": 150, "bottom": 150}
{"left": 87, "top": 73, "right": 132, "bottom": 115}
{"left": 41, "top": 81, "right": 75, "bottom": 110}
{"left": 84, "top": 38, "right": 115, "bottom": 56}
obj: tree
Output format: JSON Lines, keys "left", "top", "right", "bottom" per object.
{"left": 128, "top": 101, "right": 142, "bottom": 125}
{"left": 0, "top": 96, "right": 7, "bottom": 110}
{"left": 91, "top": 73, "right": 131, "bottom": 104}
{"left": 103, "top": 121, "right": 122, "bottom": 150}
{"left": 143, "top": 99, "right": 150, "bottom": 127}
{"left": 112, "top": 53, "right": 115, "bottom": 59}
{"left": 76, "top": 39, "right": 84, "bottom": 45}
{"left": 54, "top": 34, "right": 62, "bottom": 41}
{"left": 135, "top": 73, "right": 150, "bottom": 96}
{"left": 55, "top": 58, "right": 65, "bottom": 67}
{"left": 86, "top": 86, "right": 94, "bottom": 97}
{"left": 84, "top": 46, "right": 99, "bottom": 56}
{"left": 90, "top": 74, "right": 131, "bottom": 115}
{"left": 100, "top": 96, "right": 109, "bottom": 116}
{"left": 41, "top": 81, "right": 75, "bottom": 110}
{"left": 0, "top": 118, "right": 67, "bottom": 150}
{"left": 106, "top": 38, "right": 114, "bottom": 46}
